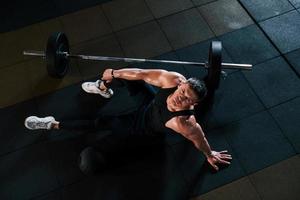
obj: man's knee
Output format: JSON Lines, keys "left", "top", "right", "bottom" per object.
{"left": 78, "top": 146, "right": 107, "bottom": 175}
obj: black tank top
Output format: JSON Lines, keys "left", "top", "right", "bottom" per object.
{"left": 144, "top": 87, "right": 195, "bottom": 134}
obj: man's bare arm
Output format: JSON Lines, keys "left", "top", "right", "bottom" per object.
{"left": 102, "top": 68, "right": 186, "bottom": 88}
{"left": 166, "top": 116, "right": 232, "bottom": 170}
{"left": 168, "top": 116, "right": 213, "bottom": 156}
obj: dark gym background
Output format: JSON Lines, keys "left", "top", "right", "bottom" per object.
{"left": 0, "top": 0, "right": 299, "bottom": 200}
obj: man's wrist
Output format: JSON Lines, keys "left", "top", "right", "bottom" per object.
{"left": 111, "top": 69, "right": 115, "bottom": 78}
{"left": 204, "top": 151, "right": 213, "bottom": 158}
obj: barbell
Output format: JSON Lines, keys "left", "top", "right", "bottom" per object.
{"left": 23, "top": 32, "right": 252, "bottom": 89}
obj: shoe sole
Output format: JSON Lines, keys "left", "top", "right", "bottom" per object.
{"left": 81, "top": 82, "right": 99, "bottom": 94}
{"left": 24, "top": 116, "right": 55, "bottom": 130}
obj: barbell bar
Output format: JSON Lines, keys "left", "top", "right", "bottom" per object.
{"left": 22, "top": 32, "right": 252, "bottom": 90}
{"left": 23, "top": 50, "right": 252, "bottom": 70}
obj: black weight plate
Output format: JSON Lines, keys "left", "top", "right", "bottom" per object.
{"left": 46, "top": 32, "right": 70, "bottom": 78}
{"left": 195, "top": 41, "right": 222, "bottom": 117}
{"left": 206, "top": 41, "right": 222, "bottom": 90}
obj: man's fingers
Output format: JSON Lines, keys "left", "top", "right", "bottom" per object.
{"left": 212, "top": 164, "right": 219, "bottom": 171}
{"left": 220, "top": 155, "right": 232, "bottom": 159}
{"left": 220, "top": 153, "right": 231, "bottom": 157}
{"left": 221, "top": 157, "right": 232, "bottom": 161}
{"left": 219, "top": 150, "right": 228, "bottom": 153}
{"left": 218, "top": 159, "right": 231, "bottom": 165}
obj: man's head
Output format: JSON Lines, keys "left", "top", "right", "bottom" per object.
{"left": 171, "top": 78, "right": 207, "bottom": 108}
{"left": 186, "top": 77, "right": 207, "bottom": 102}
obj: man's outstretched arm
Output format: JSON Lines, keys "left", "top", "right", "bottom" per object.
{"left": 166, "top": 116, "right": 232, "bottom": 171}
{"left": 101, "top": 68, "right": 186, "bottom": 88}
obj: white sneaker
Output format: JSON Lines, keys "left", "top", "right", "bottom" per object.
{"left": 81, "top": 80, "right": 114, "bottom": 98}
{"left": 24, "top": 116, "right": 55, "bottom": 130}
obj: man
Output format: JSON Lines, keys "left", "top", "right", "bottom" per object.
{"left": 25, "top": 68, "right": 231, "bottom": 172}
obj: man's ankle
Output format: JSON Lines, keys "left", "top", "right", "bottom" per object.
{"left": 51, "top": 122, "right": 60, "bottom": 129}
{"left": 99, "top": 81, "right": 108, "bottom": 91}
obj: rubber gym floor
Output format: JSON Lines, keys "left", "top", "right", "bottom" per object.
{"left": 0, "top": 0, "right": 299, "bottom": 200}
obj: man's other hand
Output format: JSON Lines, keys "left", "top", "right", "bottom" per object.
{"left": 206, "top": 150, "right": 232, "bottom": 171}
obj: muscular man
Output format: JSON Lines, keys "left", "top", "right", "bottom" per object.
{"left": 25, "top": 68, "right": 231, "bottom": 172}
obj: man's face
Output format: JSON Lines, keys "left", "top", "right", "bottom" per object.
{"left": 170, "top": 83, "right": 199, "bottom": 108}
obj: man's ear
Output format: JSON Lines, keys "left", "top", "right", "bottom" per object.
{"left": 177, "top": 77, "right": 186, "bottom": 86}
{"left": 177, "top": 81, "right": 182, "bottom": 88}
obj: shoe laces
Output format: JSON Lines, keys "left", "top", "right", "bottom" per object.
{"left": 36, "top": 121, "right": 49, "bottom": 128}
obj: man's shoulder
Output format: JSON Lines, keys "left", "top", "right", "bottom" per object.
{"left": 169, "top": 114, "right": 197, "bottom": 130}
{"left": 165, "top": 114, "right": 198, "bottom": 136}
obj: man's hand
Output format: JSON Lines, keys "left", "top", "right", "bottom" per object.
{"left": 206, "top": 150, "right": 232, "bottom": 171}
{"left": 101, "top": 68, "right": 114, "bottom": 83}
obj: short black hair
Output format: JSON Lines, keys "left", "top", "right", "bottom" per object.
{"left": 186, "top": 77, "right": 207, "bottom": 101}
